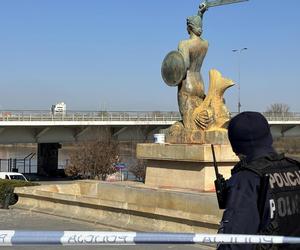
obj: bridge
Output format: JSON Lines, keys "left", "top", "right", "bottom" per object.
{"left": 0, "top": 110, "right": 300, "bottom": 143}
{"left": 0, "top": 110, "right": 179, "bottom": 144}
{"left": 1, "top": 110, "right": 299, "bottom": 176}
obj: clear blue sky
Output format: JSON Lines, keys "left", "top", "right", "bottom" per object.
{"left": 0, "top": 0, "right": 299, "bottom": 112}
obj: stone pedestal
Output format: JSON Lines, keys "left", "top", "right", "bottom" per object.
{"left": 165, "top": 128, "right": 230, "bottom": 145}
{"left": 137, "top": 143, "right": 238, "bottom": 191}
{"left": 14, "top": 181, "right": 223, "bottom": 233}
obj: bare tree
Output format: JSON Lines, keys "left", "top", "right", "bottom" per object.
{"left": 273, "top": 137, "right": 300, "bottom": 155}
{"left": 65, "top": 139, "right": 119, "bottom": 180}
{"left": 265, "top": 103, "right": 291, "bottom": 116}
{"left": 129, "top": 160, "right": 146, "bottom": 182}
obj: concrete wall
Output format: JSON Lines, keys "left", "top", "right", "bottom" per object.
{"left": 14, "top": 181, "right": 222, "bottom": 233}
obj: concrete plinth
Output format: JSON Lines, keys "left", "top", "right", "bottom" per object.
{"left": 14, "top": 181, "right": 222, "bottom": 233}
{"left": 137, "top": 143, "right": 238, "bottom": 191}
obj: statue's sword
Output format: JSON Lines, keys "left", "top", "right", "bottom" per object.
{"left": 202, "top": 0, "right": 248, "bottom": 9}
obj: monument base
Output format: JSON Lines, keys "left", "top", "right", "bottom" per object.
{"left": 14, "top": 181, "right": 222, "bottom": 233}
{"left": 137, "top": 143, "right": 238, "bottom": 191}
{"left": 164, "top": 123, "right": 230, "bottom": 144}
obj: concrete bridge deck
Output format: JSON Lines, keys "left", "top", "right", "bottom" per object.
{"left": 0, "top": 110, "right": 299, "bottom": 143}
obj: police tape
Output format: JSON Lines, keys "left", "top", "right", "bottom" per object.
{"left": 0, "top": 231, "right": 300, "bottom": 246}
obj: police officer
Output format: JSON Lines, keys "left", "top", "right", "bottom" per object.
{"left": 218, "top": 111, "right": 300, "bottom": 250}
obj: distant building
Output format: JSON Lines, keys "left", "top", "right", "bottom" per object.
{"left": 51, "top": 102, "right": 66, "bottom": 115}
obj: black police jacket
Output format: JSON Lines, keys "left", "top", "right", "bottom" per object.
{"left": 217, "top": 153, "right": 300, "bottom": 250}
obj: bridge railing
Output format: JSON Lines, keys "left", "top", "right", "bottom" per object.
{"left": 0, "top": 111, "right": 182, "bottom": 122}
{"left": 232, "top": 112, "right": 300, "bottom": 122}
{"left": 0, "top": 110, "right": 300, "bottom": 122}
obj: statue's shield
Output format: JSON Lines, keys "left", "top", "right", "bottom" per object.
{"left": 161, "top": 51, "right": 186, "bottom": 86}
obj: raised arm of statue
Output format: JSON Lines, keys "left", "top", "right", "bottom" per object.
{"left": 198, "top": 2, "right": 208, "bottom": 16}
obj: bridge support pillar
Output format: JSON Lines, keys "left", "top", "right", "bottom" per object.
{"left": 37, "top": 143, "right": 61, "bottom": 176}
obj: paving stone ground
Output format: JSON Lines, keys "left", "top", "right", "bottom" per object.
{"left": 0, "top": 208, "right": 215, "bottom": 250}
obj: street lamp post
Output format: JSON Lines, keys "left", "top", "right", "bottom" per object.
{"left": 232, "top": 48, "right": 247, "bottom": 113}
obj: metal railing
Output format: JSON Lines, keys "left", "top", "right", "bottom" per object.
{"left": 0, "top": 153, "right": 36, "bottom": 173}
{"left": 0, "top": 110, "right": 300, "bottom": 122}
{"left": 0, "top": 111, "right": 181, "bottom": 122}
